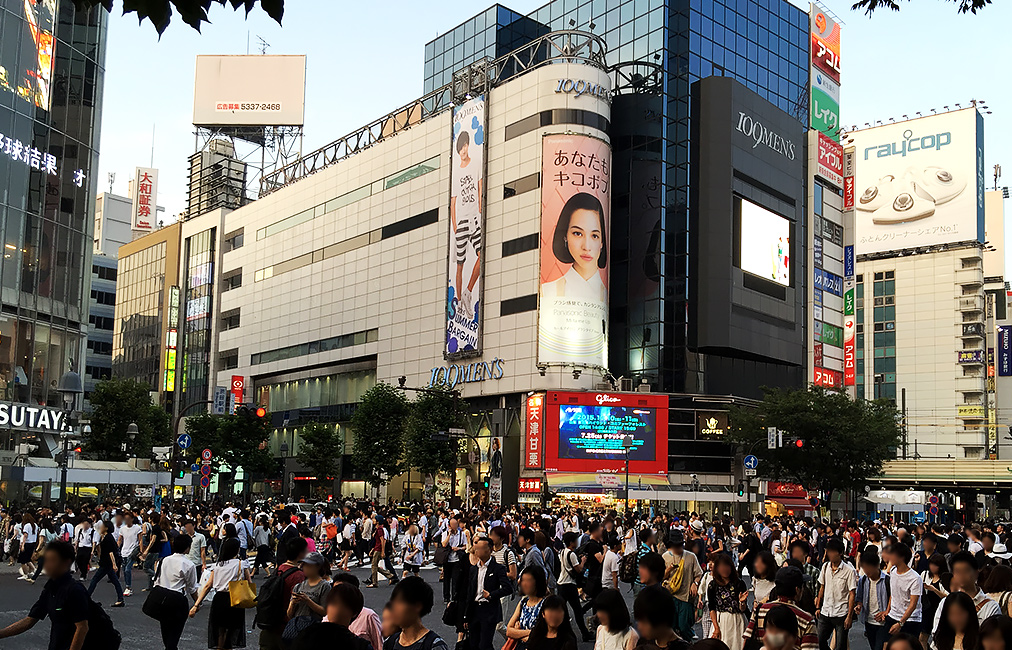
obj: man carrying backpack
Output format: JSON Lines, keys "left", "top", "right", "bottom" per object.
{"left": 256, "top": 536, "right": 308, "bottom": 650}
{"left": 0, "top": 539, "right": 120, "bottom": 650}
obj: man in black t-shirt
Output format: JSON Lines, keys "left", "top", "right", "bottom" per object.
{"left": 582, "top": 523, "right": 605, "bottom": 602}
{"left": 0, "top": 540, "right": 90, "bottom": 650}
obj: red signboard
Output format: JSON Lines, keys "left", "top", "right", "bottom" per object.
{"left": 768, "top": 481, "right": 807, "bottom": 499}
{"left": 816, "top": 134, "right": 843, "bottom": 188}
{"left": 813, "top": 367, "right": 843, "bottom": 388}
{"left": 843, "top": 316, "right": 856, "bottom": 386}
{"left": 524, "top": 393, "right": 545, "bottom": 470}
{"left": 230, "top": 375, "right": 245, "bottom": 413}
{"left": 518, "top": 478, "right": 543, "bottom": 493}
{"left": 843, "top": 176, "right": 855, "bottom": 211}
{"left": 813, "top": 342, "right": 823, "bottom": 368}
{"left": 544, "top": 391, "right": 668, "bottom": 475}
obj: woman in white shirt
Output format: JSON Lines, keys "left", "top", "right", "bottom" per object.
{"left": 155, "top": 533, "right": 199, "bottom": 650}
{"left": 18, "top": 513, "right": 38, "bottom": 581}
{"left": 190, "top": 538, "right": 250, "bottom": 649}
{"left": 592, "top": 588, "right": 638, "bottom": 650}
{"left": 402, "top": 523, "right": 425, "bottom": 578}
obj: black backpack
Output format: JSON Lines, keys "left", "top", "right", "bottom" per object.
{"left": 83, "top": 599, "right": 121, "bottom": 650}
{"left": 255, "top": 566, "right": 301, "bottom": 630}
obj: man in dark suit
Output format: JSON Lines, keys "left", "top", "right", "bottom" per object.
{"left": 466, "top": 537, "right": 514, "bottom": 650}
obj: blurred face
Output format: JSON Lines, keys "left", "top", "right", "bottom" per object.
{"left": 566, "top": 208, "right": 603, "bottom": 277}
{"left": 638, "top": 564, "right": 655, "bottom": 585}
{"left": 595, "top": 609, "right": 610, "bottom": 629}
{"left": 475, "top": 540, "right": 491, "bottom": 562}
{"left": 763, "top": 624, "right": 796, "bottom": 650}
{"left": 636, "top": 619, "right": 660, "bottom": 642}
{"left": 946, "top": 603, "right": 971, "bottom": 632}
{"left": 889, "top": 640, "right": 918, "bottom": 650}
{"left": 43, "top": 549, "right": 73, "bottom": 577}
{"left": 389, "top": 595, "right": 420, "bottom": 627}
{"left": 381, "top": 607, "right": 399, "bottom": 638}
{"left": 326, "top": 599, "right": 353, "bottom": 627}
{"left": 303, "top": 562, "right": 320, "bottom": 578}
{"left": 952, "top": 563, "right": 978, "bottom": 592}
{"left": 520, "top": 572, "right": 537, "bottom": 597}
{"left": 981, "top": 631, "right": 1007, "bottom": 650}
{"left": 543, "top": 606, "right": 565, "bottom": 630}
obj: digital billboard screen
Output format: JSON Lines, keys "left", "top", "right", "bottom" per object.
{"left": 544, "top": 391, "right": 668, "bottom": 474}
{"left": 557, "top": 405, "right": 656, "bottom": 462}
{"left": 739, "top": 198, "right": 790, "bottom": 286}
{"left": 0, "top": 0, "right": 56, "bottom": 111}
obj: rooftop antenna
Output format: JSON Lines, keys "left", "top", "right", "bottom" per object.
{"left": 107, "top": 172, "right": 115, "bottom": 194}
{"left": 257, "top": 36, "right": 269, "bottom": 54}
{"left": 996, "top": 164, "right": 1002, "bottom": 192}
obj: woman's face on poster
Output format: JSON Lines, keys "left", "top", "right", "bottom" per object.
{"left": 566, "top": 208, "right": 603, "bottom": 275}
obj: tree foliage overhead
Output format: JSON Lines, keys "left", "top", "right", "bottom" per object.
{"left": 350, "top": 383, "right": 410, "bottom": 488}
{"left": 86, "top": 377, "right": 170, "bottom": 461}
{"left": 404, "top": 385, "right": 466, "bottom": 479}
{"left": 184, "top": 412, "right": 275, "bottom": 489}
{"left": 71, "top": 0, "right": 283, "bottom": 35}
{"left": 296, "top": 421, "right": 344, "bottom": 484}
{"left": 729, "top": 386, "right": 902, "bottom": 496}
{"left": 852, "top": 0, "right": 990, "bottom": 15}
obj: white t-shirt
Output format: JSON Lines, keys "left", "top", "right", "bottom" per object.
{"left": 887, "top": 566, "right": 924, "bottom": 622}
{"left": 602, "top": 549, "right": 621, "bottom": 589}
{"left": 21, "top": 523, "right": 38, "bottom": 544}
{"left": 119, "top": 524, "right": 141, "bottom": 556}
{"left": 453, "top": 160, "right": 480, "bottom": 231}
{"left": 209, "top": 558, "right": 249, "bottom": 593}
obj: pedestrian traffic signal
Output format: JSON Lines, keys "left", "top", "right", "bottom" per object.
{"left": 737, "top": 481, "right": 745, "bottom": 497}
{"left": 483, "top": 476, "right": 489, "bottom": 489}
{"left": 794, "top": 438, "right": 804, "bottom": 448}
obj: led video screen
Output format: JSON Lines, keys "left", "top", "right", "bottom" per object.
{"left": 739, "top": 198, "right": 790, "bottom": 286}
{"left": 556, "top": 405, "right": 656, "bottom": 462}
{"left": 0, "top": 0, "right": 57, "bottom": 110}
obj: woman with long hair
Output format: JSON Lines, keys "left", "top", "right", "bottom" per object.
{"left": 506, "top": 567, "right": 549, "bottom": 650}
{"left": 921, "top": 553, "right": 951, "bottom": 649}
{"left": 750, "top": 551, "right": 778, "bottom": 605}
{"left": 190, "top": 538, "right": 250, "bottom": 649}
{"left": 981, "top": 563, "right": 1012, "bottom": 617}
{"left": 977, "top": 616, "right": 1012, "bottom": 650}
{"left": 932, "top": 591, "right": 979, "bottom": 650}
{"left": 17, "top": 512, "right": 38, "bottom": 580}
{"left": 592, "top": 588, "right": 638, "bottom": 650}
{"left": 708, "top": 553, "right": 748, "bottom": 650}
{"left": 527, "top": 595, "right": 577, "bottom": 650}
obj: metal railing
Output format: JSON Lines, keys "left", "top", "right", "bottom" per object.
{"left": 259, "top": 30, "right": 609, "bottom": 197}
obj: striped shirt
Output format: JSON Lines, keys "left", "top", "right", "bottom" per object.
{"left": 742, "top": 600, "right": 818, "bottom": 650}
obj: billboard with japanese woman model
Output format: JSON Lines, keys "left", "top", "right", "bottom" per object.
{"left": 538, "top": 134, "right": 611, "bottom": 368}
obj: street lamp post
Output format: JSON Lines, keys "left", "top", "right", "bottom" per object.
{"left": 622, "top": 434, "right": 634, "bottom": 513}
{"left": 279, "top": 440, "right": 289, "bottom": 500}
{"left": 56, "top": 368, "right": 83, "bottom": 508}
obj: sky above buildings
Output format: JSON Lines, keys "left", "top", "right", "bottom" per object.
{"left": 98, "top": 0, "right": 1011, "bottom": 236}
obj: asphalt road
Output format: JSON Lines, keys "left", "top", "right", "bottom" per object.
{"left": 0, "top": 560, "right": 872, "bottom": 650}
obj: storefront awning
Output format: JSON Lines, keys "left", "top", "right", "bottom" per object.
{"left": 546, "top": 472, "right": 668, "bottom": 494}
{"left": 766, "top": 497, "right": 812, "bottom": 510}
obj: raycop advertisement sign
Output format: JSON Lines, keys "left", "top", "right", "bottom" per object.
{"left": 851, "top": 109, "right": 985, "bottom": 255}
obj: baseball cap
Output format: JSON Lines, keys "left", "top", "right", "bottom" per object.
{"left": 302, "top": 552, "right": 326, "bottom": 565}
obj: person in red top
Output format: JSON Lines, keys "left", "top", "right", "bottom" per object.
{"left": 366, "top": 515, "right": 399, "bottom": 588}
{"left": 847, "top": 521, "right": 862, "bottom": 562}
{"left": 260, "top": 537, "right": 308, "bottom": 650}
{"left": 743, "top": 566, "right": 819, "bottom": 650}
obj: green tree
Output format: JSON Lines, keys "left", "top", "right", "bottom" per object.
{"left": 184, "top": 412, "right": 275, "bottom": 495}
{"left": 852, "top": 0, "right": 990, "bottom": 15}
{"left": 72, "top": 0, "right": 284, "bottom": 34}
{"left": 403, "top": 386, "right": 466, "bottom": 479}
{"left": 297, "top": 421, "right": 344, "bottom": 489}
{"left": 729, "top": 386, "right": 901, "bottom": 509}
{"left": 350, "top": 383, "right": 409, "bottom": 489}
{"left": 86, "top": 377, "right": 170, "bottom": 461}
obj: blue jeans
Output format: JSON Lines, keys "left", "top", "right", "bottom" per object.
{"left": 87, "top": 566, "right": 124, "bottom": 602}
{"left": 122, "top": 549, "right": 139, "bottom": 590}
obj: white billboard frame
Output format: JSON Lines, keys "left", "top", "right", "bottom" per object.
{"left": 192, "top": 55, "right": 306, "bottom": 127}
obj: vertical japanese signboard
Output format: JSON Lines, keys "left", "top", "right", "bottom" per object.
{"left": 999, "top": 326, "right": 1012, "bottom": 377}
{"left": 445, "top": 95, "right": 486, "bottom": 358}
{"left": 843, "top": 287, "right": 856, "bottom": 386}
{"left": 230, "top": 375, "right": 245, "bottom": 414}
{"left": 538, "top": 134, "right": 611, "bottom": 368}
{"left": 524, "top": 393, "right": 544, "bottom": 469}
{"left": 810, "top": 4, "right": 841, "bottom": 143}
{"left": 132, "top": 167, "right": 157, "bottom": 231}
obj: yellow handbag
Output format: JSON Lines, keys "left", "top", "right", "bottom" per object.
{"left": 229, "top": 578, "right": 257, "bottom": 608}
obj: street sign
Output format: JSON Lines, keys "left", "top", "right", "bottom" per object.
{"left": 176, "top": 433, "right": 192, "bottom": 449}
{"left": 152, "top": 446, "right": 171, "bottom": 461}
{"left": 190, "top": 463, "right": 199, "bottom": 472}
{"left": 744, "top": 468, "right": 757, "bottom": 477}
{"left": 767, "top": 427, "right": 777, "bottom": 450}
{"left": 928, "top": 494, "right": 939, "bottom": 505}
{"left": 213, "top": 386, "right": 228, "bottom": 415}
{"left": 596, "top": 472, "right": 621, "bottom": 488}
{"left": 929, "top": 505, "right": 939, "bottom": 516}
{"left": 201, "top": 448, "right": 212, "bottom": 461}
{"left": 200, "top": 476, "right": 210, "bottom": 488}
{"left": 743, "top": 455, "right": 759, "bottom": 469}
{"left": 200, "top": 464, "right": 212, "bottom": 476}
{"left": 449, "top": 427, "right": 466, "bottom": 436}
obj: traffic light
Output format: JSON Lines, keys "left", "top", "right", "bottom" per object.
{"left": 737, "top": 481, "right": 745, "bottom": 497}
{"left": 794, "top": 438, "right": 804, "bottom": 449}
{"left": 73, "top": 445, "right": 83, "bottom": 453}
{"left": 176, "top": 460, "right": 186, "bottom": 479}
{"left": 256, "top": 407, "right": 267, "bottom": 419}
{"left": 483, "top": 476, "right": 490, "bottom": 489}
{"left": 238, "top": 405, "right": 269, "bottom": 422}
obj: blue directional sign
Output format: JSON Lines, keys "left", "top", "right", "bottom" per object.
{"left": 176, "top": 433, "right": 192, "bottom": 449}
{"left": 743, "top": 455, "right": 759, "bottom": 470}
{"left": 191, "top": 463, "right": 199, "bottom": 473}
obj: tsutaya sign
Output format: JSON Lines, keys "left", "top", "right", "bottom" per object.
{"left": 0, "top": 402, "right": 71, "bottom": 433}
{"left": 428, "top": 357, "right": 505, "bottom": 389}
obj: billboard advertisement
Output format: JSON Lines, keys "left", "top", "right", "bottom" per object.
{"left": 544, "top": 391, "right": 668, "bottom": 474}
{"left": 999, "top": 326, "right": 1012, "bottom": 377}
{"left": 852, "top": 109, "right": 985, "bottom": 255}
{"left": 816, "top": 133, "right": 843, "bottom": 187}
{"left": 810, "top": 3, "right": 841, "bottom": 143}
{"left": 810, "top": 5, "right": 841, "bottom": 83}
{"left": 739, "top": 198, "right": 790, "bottom": 286}
{"left": 524, "top": 393, "right": 545, "bottom": 470}
{"left": 843, "top": 288, "right": 856, "bottom": 386}
{"left": 0, "top": 0, "right": 56, "bottom": 111}
{"left": 132, "top": 167, "right": 158, "bottom": 232}
{"left": 192, "top": 55, "right": 307, "bottom": 127}
{"left": 445, "top": 95, "right": 485, "bottom": 357}
{"left": 539, "top": 134, "right": 611, "bottom": 367}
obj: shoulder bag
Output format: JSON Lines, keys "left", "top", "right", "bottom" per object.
{"left": 142, "top": 558, "right": 186, "bottom": 622}
{"left": 229, "top": 562, "right": 258, "bottom": 608}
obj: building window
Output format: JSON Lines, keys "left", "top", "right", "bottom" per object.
{"left": 502, "top": 234, "right": 539, "bottom": 257}
{"left": 250, "top": 328, "right": 379, "bottom": 365}
{"left": 219, "top": 348, "right": 239, "bottom": 370}
{"left": 92, "top": 265, "right": 117, "bottom": 281}
{"left": 503, "top": 173, "right": 540, "bottom": 199}
{"left": 221, "top": 270, "right": 242, "bottom": 292}
{"left": 90, "top": 290, "right": 115, "bottom": 306}
{"left": 500, "top": 294, "right": 538, "bottom": 316}
{"left": 221, "top": 309, "right": 241, "bottom": 331}
{"left": 88, "top": 315, "right": 114, "bottom": 330}
{"left": 871, "top": 272, "right": 896, "bottom": 402}
{"left": 223, "top": 229, "right": 244, "bottom": 252}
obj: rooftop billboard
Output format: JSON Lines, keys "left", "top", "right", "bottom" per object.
{"left": 192, "top": 55, "right": 306, "bottom": 127}
{"left": 852, "top": 108, "right": 985, "bottom": 255}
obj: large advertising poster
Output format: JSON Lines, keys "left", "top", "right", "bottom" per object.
{"left": 852, "top": 109, "right": 985, "bottom": 255}
{"left": 0, "top": 0, "right": 56, "bottom": 111}
{"left": 445, "top": 95, "right": 486, "bottom": 357}
{"left": 539, "top": 134, "right": 611, "bottom": 368}
{"left": 544, "top": 391, "right": 667, "bottom": 475}
{"left": 810, "top": 4, "right": 841, "bottom": 143}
